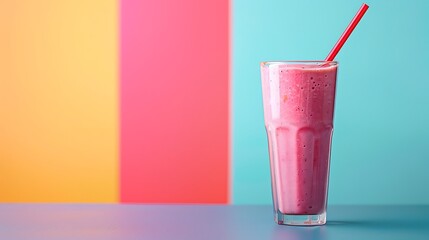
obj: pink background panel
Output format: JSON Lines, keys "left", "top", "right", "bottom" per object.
{"left": 120, "top": 0, "right": 230, "bottom": 203}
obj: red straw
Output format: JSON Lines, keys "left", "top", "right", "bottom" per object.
{"left": 325, "top": 3, "right": 369, "bottom": 61}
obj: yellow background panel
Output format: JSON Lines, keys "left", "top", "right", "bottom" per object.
{"left": 0, "top": 1, "right": 118, "bottom": 202}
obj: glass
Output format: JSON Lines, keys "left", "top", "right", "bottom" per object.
{"left": 260, "top": 61, "right": 338, "bottom": 225}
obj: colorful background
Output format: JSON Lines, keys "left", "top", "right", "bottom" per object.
{"left": 1, "top": 0, "right": 428, "bottom": 204}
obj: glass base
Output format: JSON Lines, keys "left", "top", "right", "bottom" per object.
{"left": 275, "top": 210, "right": 326, "bottom": 226}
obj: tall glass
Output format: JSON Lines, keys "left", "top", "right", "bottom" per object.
{"left": 260, "top": 61, "right": 338, "bottom": 226}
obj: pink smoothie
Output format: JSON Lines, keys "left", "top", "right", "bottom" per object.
{"left": 261, "top": 62, "right": 337, "bottom": 215}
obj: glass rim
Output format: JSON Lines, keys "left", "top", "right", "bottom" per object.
{"left": 261, "top": 60, "right": 338, "bottom": 67}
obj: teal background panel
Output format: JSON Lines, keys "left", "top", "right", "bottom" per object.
{"left": 232, "top": 0, "right": 429, "bottom": 204}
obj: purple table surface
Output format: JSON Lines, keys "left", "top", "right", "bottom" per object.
{"left": 0, "top": 204, "right": 428, "bottom": 240}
